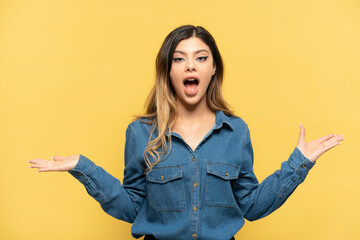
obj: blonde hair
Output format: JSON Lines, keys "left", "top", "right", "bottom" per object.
{"left": 135, "top": 25, "right": 234, "bottom": 172}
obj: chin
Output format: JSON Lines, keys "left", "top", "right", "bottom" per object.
{"left": 179, "top": 95, "right": 206, "bottom": 109}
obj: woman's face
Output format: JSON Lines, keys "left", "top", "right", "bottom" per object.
{"left": 170, "top": 37, "right": 216, "bottom": 109}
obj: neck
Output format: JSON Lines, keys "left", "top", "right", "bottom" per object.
{"left": 175, "top": 96, "right": 214, "bottom": 124}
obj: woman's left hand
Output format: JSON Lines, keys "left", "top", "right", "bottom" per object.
{"left": 296, "top": 123, "right": 344, "bottom": 162}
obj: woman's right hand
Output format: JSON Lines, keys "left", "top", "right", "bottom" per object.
{"left": 28, "top": 155, "right": 80, "bottom": 172}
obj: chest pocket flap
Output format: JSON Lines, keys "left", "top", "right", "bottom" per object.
{"left": 146, "top": 166, "right": 182, "bottom": 184}
{"left": 207, "top": 162, "right": 239, "bottom": 180}
{"left": 205, "top": 162, "right": 239, "bottom": 207}
{"left": 146, "top": 166, "right": 185, "bottom": 212}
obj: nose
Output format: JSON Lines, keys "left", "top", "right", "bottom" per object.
{"left": 185, "top": 60, "right": 196, "bottom": 72}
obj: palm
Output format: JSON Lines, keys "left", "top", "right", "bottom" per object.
{"left": 296, "top": 124, "right": 344, "bottom": 162}
{"left": 29, "top": 155, "right": 79, "bottom": 172}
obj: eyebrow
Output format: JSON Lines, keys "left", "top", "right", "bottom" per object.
{"left": 173, "top": 49, "right": 210, "bottom": 55}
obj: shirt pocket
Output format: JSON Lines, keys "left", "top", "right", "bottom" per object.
{"left": 205, "top": 162, "right": 239, "bottom": 208}
{"left": 146, "top": 166, "right": 186, "bottom": 212}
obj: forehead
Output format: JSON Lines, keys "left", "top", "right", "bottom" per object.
{"left": 174, "top": 37, "right": 211, "bottom": 53}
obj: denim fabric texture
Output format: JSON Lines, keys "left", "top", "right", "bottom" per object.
{"left": 69, "top": 111, "right": 315, "bottom": 240}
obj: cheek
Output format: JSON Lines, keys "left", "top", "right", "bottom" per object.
{"left": 201, "top": 66, "right": 215, "bottom": 82}
{"left": 170, "top": 68, "right": 182, "bottom": 86}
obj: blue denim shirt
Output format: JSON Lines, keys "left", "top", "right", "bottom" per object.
{"left": 69, "top": 111, "right": 315, "bottom": 240}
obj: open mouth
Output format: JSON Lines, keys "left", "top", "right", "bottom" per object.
{"left": 184, "top": 78, "right": 199, "bottom": 86}
{"left": 183, "top": 78, "right": 199, "bottom": 96}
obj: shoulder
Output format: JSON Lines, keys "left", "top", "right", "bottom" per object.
{"left": 126, "top": 117, "right": 154, "bottom": 138}
{"left": 230, "top": 114, "right": 249, "bottom": 128}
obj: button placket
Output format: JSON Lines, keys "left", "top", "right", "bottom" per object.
{"left": 190, "top": 154, "right": 199, "bottom": 239}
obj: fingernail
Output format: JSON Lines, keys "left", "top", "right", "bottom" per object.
{"left": 51, "top": 156, "right": 53, "bottom": 160}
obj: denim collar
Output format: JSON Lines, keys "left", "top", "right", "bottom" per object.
{"left": 213, "top": 110, "right": 234, "bottom": 131}
{"left": 164, "top": 111, "right": 233, "bottom": 137}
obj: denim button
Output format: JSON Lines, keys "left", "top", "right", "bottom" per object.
{"left": 78, "top": 172, "right": 82, "bottom": 176}
{"left": 302, "top": 165, "right": 306, "bottom": 169}
{"left": 192, "top": 157, "right": 196, "bottom": 162}
{"left": 161, "top": 175, "right": 165, "bottom": 180}
{"left": 194, "top": 182, "right": 198, "bottom": 188}
{"left": 193, "top": 206, "right": 198, "bottom": 211}
{"left": 225, "top": 171, "right": 229, "bottom": 176}
{"left": 192, "top": 233, "right": 197, "bottom": 238}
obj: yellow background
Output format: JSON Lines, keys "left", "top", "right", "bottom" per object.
{"left": 1, "top": 0, "right": 359, "bottom": 239}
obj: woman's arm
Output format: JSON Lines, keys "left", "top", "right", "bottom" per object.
{"left": 235, "top": 124, "right": 344, "bottom": 221}
{"left": 28, "top": 124, "right": 146, "bottom": 223}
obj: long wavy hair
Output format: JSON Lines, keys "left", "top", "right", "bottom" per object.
{"left": 136, "top": 25, "right": 234, "bottom": 172}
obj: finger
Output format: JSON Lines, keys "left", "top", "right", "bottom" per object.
{"left": 29, "top": 159, "right": 51, "bottom": 164}
{"left": 336, "top": 134, "right": 345, "bottom": 141}
{"left": 316, "top": 134, "right": 336, "bottom": 143}
{"left": 38, "top": 168, "right": 64, "bottom": 172}
{"left": 323, "top": 135, "right": 345, "bottom": 146}
{"left": 28, "top": 158, "right": 43, "bottom": 163}
{"left": 52, "top": 156, "right": 67, "bottom": 161}
{"left": 31, "top": 161, "right": 68, "bottom": 171}
{"left": 37, "top": 168, "right": 52, "bottom": 172}
{"left": 29, "top": 157, "right": 58, "bottom": 170}
{"left": 322, "top": 141, "right": 342, "bottom": 154}
{"left": 30, "top": 162, "right": 51, "bottom": 169}
{"left": 29, "top": 159, "right": 56, "bottom": 168}
{"left": 298, "top": 123, "right": 305, "bottom": 144}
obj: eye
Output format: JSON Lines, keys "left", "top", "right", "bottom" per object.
{"left": 197, "top": 56, "right": 208, "bottom": 61}
{"left": 173, "top": 57, "right": 184, "bottom": 62}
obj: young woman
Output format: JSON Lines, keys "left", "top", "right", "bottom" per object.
{"left": 29, "top": 25, "right": 344, "bottom": 240}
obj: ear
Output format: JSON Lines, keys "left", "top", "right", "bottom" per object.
{"left": 212, "top": 64, "right": 216, "bottom": 76}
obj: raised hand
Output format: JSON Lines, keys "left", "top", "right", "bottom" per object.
{"left": 296, "top": 124, "right": 344, "bottom": 162}
{"left": 28, "top": 155, "right": 80, "bottom": 172}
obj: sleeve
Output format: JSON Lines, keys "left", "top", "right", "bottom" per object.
{"left": 68, "top": 124, "right": 146, "bottom": 223}
{"left": 234, "top": 125, "right": 315, "bottom": 221}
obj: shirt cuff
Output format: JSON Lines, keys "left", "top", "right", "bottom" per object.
{"left": 68, "top": 154, "right": 96, "bottom": 181}
{"left": 288, "top": 147, "right": 316, "bottom": 177}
